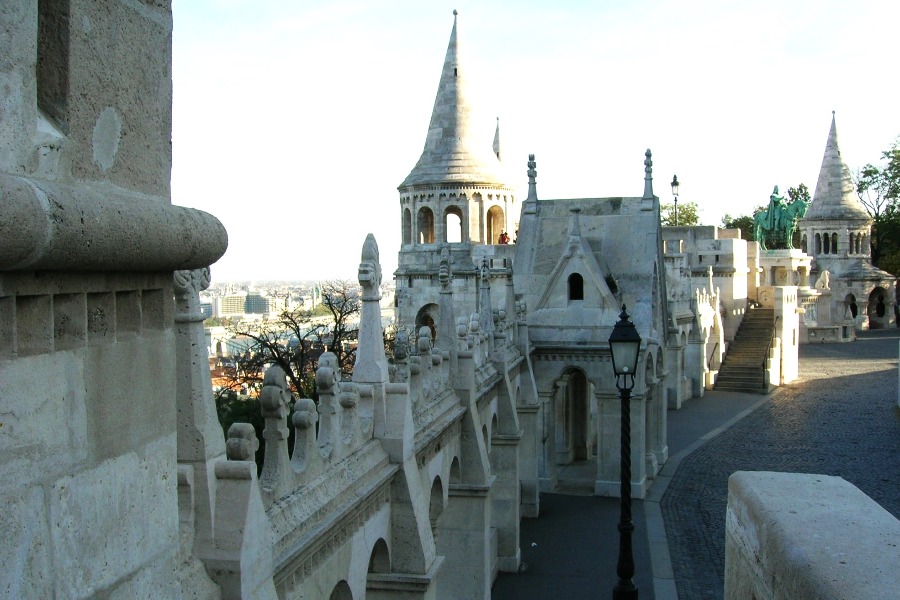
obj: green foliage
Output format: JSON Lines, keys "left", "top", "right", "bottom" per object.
{"left": 204, "top": 316, "right": 231, "bottom": 327}
{"left": 786, "top": 183, "right": 811, "bottom": 204}
{"left": 660, "top": 201, "right": 700, "bottom": 226}
{"left": 215, "top": 389, "right": 299, "bottom": 473}
{"left": 856, "top": 138, "right": 900, "bottom": 274}
{"left": 722, "top": 213, "right": 756, "bottom": 241}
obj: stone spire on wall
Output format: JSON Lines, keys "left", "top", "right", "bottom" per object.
{"left": 804, "top": 113, "right": 871, "bottom": 223}
{"left": 399, "top": 11, "right": 506, "bottom": 189}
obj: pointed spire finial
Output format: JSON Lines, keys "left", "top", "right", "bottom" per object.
{"left": 643, "top": 148, "right": 654, "bottom": 198}
{"left": 493, "top": 117, "right": 501, "bottom": 160}
{"left": 568, "top": 207, "right": 582, "bottom": 237}
{"left": 526, "top": 154, "right": 538, "bottom": 201}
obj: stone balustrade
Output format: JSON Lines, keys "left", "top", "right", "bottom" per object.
{"left": 725, "top": 471, "right": 900, "bottom": 600}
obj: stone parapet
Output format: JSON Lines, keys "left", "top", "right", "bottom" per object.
{"left": 0, "top": 173, "right": 227, "bottom": 272}
{"left": 725, "top": 471, "right": 900, "bottom": 600}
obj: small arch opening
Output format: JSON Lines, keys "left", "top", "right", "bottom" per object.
{"left": 568, "top": 273, "right": 584, "bottom": 301}
{"left": 329, "top": 581, "right": 353, "bottom": 600}
{"left": 402, "top": 208, "right": 412, "bottom": 245}
{"left": 444, "top": 206, "right": 463, "bottom": 243}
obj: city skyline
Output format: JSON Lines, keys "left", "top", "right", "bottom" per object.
{"left": 171, "top": 0, "right": 900, "bottom": 282}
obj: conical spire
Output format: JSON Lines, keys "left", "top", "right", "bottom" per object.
{"left": 400, "top": 11, "right": 507, "bottom": 189}
{"left": 492, "top": 117, "right": 501, "bottom": 160}
{"left": 805, "top": 112, "right": 870, "bottom": 222}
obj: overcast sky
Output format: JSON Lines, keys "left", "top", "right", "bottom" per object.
{"left": 171, "top": 0, "right": 900, "bottom": 282}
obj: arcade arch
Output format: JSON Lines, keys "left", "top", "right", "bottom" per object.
{"left": 486, "top": 205, "right": 505, "bottom": 244}
{"left": 417, "top": 207, "right": 435, "bottom": 244}
{"left": 444, "top": 206, "right": 463, "bottom": 243}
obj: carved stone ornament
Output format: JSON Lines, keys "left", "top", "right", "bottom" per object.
{"left": 173, "top": 267, "right": 211, "bottom": 297}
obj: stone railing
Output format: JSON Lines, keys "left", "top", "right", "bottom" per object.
{"left": 725, "top": 471, "right": 900, "bottom": 600}
{"left": 250, "top": 356, "right": 375, "bottom": 505}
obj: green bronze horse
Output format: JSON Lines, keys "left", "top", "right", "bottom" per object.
{"left": 753, "top": 198, "right": 809, "bottom": 250}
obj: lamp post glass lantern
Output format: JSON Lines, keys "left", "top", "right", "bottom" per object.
{"left": 671, "top": 174, "right": 680, "bottom": 227}
{"left": 608, "top": 305, "right": 642, "bottom": 600}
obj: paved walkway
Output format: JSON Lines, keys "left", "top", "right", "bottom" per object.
{"left": 661, "top": 329, "right": 900, "bottom": 600}
{"left": 493, "top": 330, "right": 900, "bottom": 599}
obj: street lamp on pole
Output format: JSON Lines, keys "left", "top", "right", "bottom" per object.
{"left": 608, "top": 305, "right": 642, "bottom": 600}
{"left": 671, "top": 175, "right": 680, "bottom": 227}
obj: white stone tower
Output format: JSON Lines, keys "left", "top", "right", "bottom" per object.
{"left": 395, "top": 11, "right": 516, "bottom": 336}
{"left": 799, "top": 113, "right": 896, "bottom": 329}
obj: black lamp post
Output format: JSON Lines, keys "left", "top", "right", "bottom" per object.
{"left": 671, "top": 175, "right": 680, "bottom": 227}
{"left": 608, "top": 305, "right": 642, "bottom": 600}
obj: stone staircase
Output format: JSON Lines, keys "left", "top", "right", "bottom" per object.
{"left": 714, "top": 308, "right": 775, "bottom": 394}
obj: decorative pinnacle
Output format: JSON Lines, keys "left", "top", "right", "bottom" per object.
{"left": 526, "top": 153, "right": 538, "bottom": 202}
{"left": 643, "top": 149, "right": 654, "bottom": 198}
{"left": 453, "top": 9, "right": 458, "bottom": 16}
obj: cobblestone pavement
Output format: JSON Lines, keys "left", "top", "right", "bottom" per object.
{"left": 661, "top": 330, "right": 900, "bottom": 600}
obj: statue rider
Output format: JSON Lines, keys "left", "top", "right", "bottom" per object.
{"left": 766, "top": 185, "right": 786, "bottom": 233}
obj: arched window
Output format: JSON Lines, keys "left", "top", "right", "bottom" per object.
{"left": 402, "top": 208, "right": 412, "bottom": 245}
{"left": 831, "top": 232, "right": 838, "bottom": 254}
{"left": 444, "top": 206, "right": 463, "bottom": 243}
{"left": 417, "top": 207, "right": 434, "bottom": 244}
{"left": 568, "top": 273, "right": 584, "bottom": 301}
{"left": 848, "top": 232, "right": 855, "bottom": 254}
{"left": 801, "top": 234, "right": 807, "bottom": 254}
{"left": 815, "top": 233, "right": 821, "bottom": 254}
{"left": 486, "top": 205, "right": 505, "bottom": 244}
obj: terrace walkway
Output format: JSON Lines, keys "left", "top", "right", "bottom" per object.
{"left": 493, "top": 329, "right": 900, "bottom": 599}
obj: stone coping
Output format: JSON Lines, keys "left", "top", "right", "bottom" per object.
{"left": 1, "top": 174, "right": 227, "bottom": 272}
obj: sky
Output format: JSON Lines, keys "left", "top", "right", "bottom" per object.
{"left": 171, "top": 0, "right": 900, "bottom": 283}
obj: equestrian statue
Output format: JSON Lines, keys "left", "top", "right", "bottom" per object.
{"left": 753, "top": 185, "right": 809, "bottom": 250}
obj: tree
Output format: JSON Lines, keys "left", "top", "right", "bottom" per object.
{"left": 856, "top": 139, "right": 900, "bottom": 274}
{"left": 660, "top": 201, "right": 700, "bottom": 226}
{"left": 215, "top": 280, "right": 361, "bottom": 402}
{"left": 722, "top": 213, "right": 757, "bottom": 241}
{"left": 787, "top": 183, "right": 811, "bottom": 205}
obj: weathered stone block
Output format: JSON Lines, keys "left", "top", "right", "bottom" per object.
{"left": 49, "top": 435, "right": 179, "bottom": 599}
{"left": 0, "top": 486, "right": 53, "bottom": 599}
{"left": 725, "top": 471, "right": 900, "bottom": 600}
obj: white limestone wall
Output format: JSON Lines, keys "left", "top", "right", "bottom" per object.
{"left": 0, "top": 274, "right": 182, "bottom": 599}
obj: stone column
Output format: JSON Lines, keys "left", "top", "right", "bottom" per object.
{"left": 537, "top": 390, "right": 557, "bottom": 492}
{"left": 435, "top": 483, "right": 493, "bottom": 600}
{"left": 490, "top": 432, "right": 522, "bottom": 572}
{"left": 554, "top": 374, "right": 572, "bottom": 465}
{"left": 516, "top": 403, "right": 541, "bottom": 517}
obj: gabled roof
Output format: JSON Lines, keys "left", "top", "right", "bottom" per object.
{"left": 399, "top": 11, "right": 508, "bottom": 189}
{"left": 804, "top": 114, "right": 871, "bottom": 222}
{"left": 534, "top": 209, "right": 618, "bottom": 311}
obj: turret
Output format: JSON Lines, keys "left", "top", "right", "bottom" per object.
{"left": 397, "top": 11, "right": 515, "bottom": 247}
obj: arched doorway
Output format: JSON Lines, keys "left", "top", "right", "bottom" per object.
{"left": 845, "top": 293, "right": 858, "bottom": 319}
{"left": 867, "top": 287, "right": 888, "bottom": 329}
{"left": 486, "top": 205, "right": 505, "bottom": 244}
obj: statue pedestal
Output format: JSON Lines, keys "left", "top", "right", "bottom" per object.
{"left": 757, "top": 249, "right": 812, "bottom": 293}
